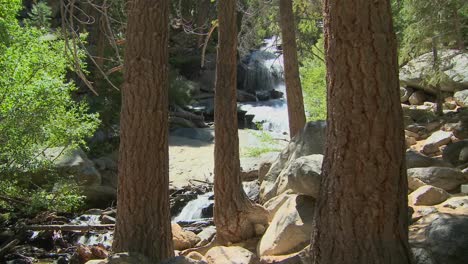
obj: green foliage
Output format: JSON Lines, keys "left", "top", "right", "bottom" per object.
{"left": 242, "top": 129, "right": 282, "bottom": 157}
{"left": 25, "top": 1, "right": 52, "bottom": 29}
{"left": 398, "top": 0, "right": 467, "bottom": 60}
{"left": 169, "top": 69, "right": 196, "bottom": 107}
{"left": 300, "top": 37, "right": 327, "bottom": 121}
{"left": 0, "top": 1, "right": 98, "bottom": 214}
{"left": 0, "top": 179, "right": 85, "bottom": 214}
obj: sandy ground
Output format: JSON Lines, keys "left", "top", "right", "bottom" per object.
{"left": 168, "top": 129, "right": 288, "bottom": 188}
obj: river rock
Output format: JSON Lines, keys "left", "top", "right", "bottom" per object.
{"left": 443, "top": 140, "right": 468, "bottom": 167}
{"left": 406, "top": 150, "right": 451, "bottom": 169}
{"left": 263, "top": 193, "right": 296, "bottom": 219}
{"left": 260, "top": 121, "right": 325, "bottom": 202}
{"left": 195, "top": 226, "right": 216, "bottom": 247}
{"left": 409, "top": 185, "right": 450, "bottom": 206}
{"left": 454, "top": 89, "right": 468, "bottom": 107}
{"left": 409, "top": 91, "right": 427, "bottom": 105}
{"left": 81, "top": 185, "right": 116, "bottom": 208}
{"left": 422, "top": 130, "right": 452, "bottom": 155}
{"left": 41, "top": 147, "right": 101, "bottom": 186}
{"left": 205, "top": 246, "right": 259, "bottom": 264}
{"left": 401, "top": 87, "right": 414, "bottom": 103}
{"left": 275, "top": 155, "right": 322, "bottom": 198}
{"left": 238, "top": 90, "right": 258, "bottom": 102}
{"left": 243, "top": 180, "right": 260, "bottom": 201}
{"left": 440, "top": 196, "right": 468, "bottom": 210}
{"left": 407, "top": 167, "right": 467, "bottom": 191}
{"left": 258, "top": 195, "right": 314, "bottom": 256}
{"left": 399, "top": 50, "right": 468, "bottom": 93}
{"left": 411, "top": 213, "right": 468, "bottom": 264}
{"left": 172, "top": 223, "right": 201, "bottom": 250}
{"left": 241, "top": 152, "right": 279, "bottom": 181}
{"left": 161, "top": 256, "right": 207, "bottom": 264}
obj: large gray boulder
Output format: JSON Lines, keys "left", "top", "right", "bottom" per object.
{"left": 454, "top": 90, "right": 468, "bottom": 107}
{"left": 407, "top": 167, "right": 467, "bottom": 191}
{"left": 260, "top": 121, "right": 325, "bottom": 202}
{"left": 443, "top": 140, "right": 468, "bottom": 167}
{"left": 421, "top": 214, "right": 468, "bottom": 264}
{"left": 275, "top": 155, "right": 323, "bottom": 198}
{"left": 42, "top": 147, "right": 101, "bottom": 186}
{"left": 205, "top": 246, "right": 259, "bottom": 264}
{"left": 406, "top": 150, "right": 451, "bottom": 169}
{"left": 258, "top": 195, "right": 314, "bottom": 256}
{"left": 400, "top": 50, "right": 468, "bottom": 93}
{"left": 409, "top": 185, "right": 450, "bottom": 206}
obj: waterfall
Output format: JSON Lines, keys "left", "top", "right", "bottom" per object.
{"left": 173, "top": 192, "right": 214, "bottom": 222}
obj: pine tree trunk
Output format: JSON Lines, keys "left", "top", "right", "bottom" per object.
{"left": 279, "top": 0, "right": 306, "bottom": 138}
{"left": 113, "top": 0, "right": 174, "bottom": 262}
{"left": 309, "top": 0, "right": 412, "bottom": 263}
{"left": 214, "top": 0, "right": 268, "bottom": 244}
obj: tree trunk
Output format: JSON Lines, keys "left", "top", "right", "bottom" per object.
{"left": 309, "top": 0, "right": 412, "bottom": 263}
{"left": 214, "top": 0, "right": 268, "bottom": 244}
{"left": 279, "top": 0, "right": 306, "bottom": 138}
{"left": 113, "top": 0, "right": 174, "bottom": 262}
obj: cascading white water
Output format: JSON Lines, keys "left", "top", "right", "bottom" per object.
{"left": 239, "top": 37, "right": 290, "bottom": 134}
{"left": 173, "top": 192, "right": 214, "bottom": 222}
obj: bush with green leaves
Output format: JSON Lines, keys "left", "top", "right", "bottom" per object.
{"left": 0, "top": 1, "right": 99, "bottom": 214}
{"left": 300, "top": 37, "right": 327, "bottom": 121}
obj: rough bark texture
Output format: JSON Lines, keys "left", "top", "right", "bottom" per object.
{"left": 309, "top": 0, "right": 412, "bottom": 263}
{"left": 279, "top": 0, "right": 306, "bottom": 138}
{"left": 113, "top": 0, "right": 174, "bottom": 262}
{"left": 214, "top": 0, "right": 268, "bottom": 244}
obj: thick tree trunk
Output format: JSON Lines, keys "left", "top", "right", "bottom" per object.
{"left": 279, "top": 0, "right": 306, "bottom": 138}
{"left": 214, "top": 0, "right": 268, "bottom": 244}
{"left": 113, "top": 0, "right": 174, "bottom": 262}
{"left": 309, "top": 0, "right": 412, "bottom": 263}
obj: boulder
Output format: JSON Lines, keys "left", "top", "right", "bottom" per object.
{"left": 41, "top": 147, "right": 101, "bottom": 186}
{"left": 161, "top": 256, "right": 207, "bottom": 264}
{"left": 440, "top": 196, "right": 468, "bottom": 210}
{"left": 409, "top": 185, "right": 450, "bottom": 206}
{"left": 454, "top": 89, "right": 468, "bottom": 107}
{"left": 263, "top": 193, "right": 296, "bottom": 219}
{"left": 406, "top": 150, "right": 451, "bottom": 169}
{"left": 106, "top": 252, "right": 151, "bottom": 264}
{"left": 422, "top": 130, "right": 452, "bottom": 155}
{"left": 400, "top": 87, "right": 414, "bottom": 103}
{"left": 205, "top": 246, "right": 259, "bottom": 264}
{"left": 258, "top": 195, "right": 314, "bottom": 256}
{"left": 260, "top": 121, "right": 325, "bottom": 202}
{"left": 411, "top": 247, "right": 436, "bottom": 264}
{"left": 172, "top": 223, "right": 201, "bottom": 250}
{"left": 409, "top": 90, "right": 427, "bottom": 105}
{"left": 399, "top": 50, "right": 468, "bottom": 93}
{"left": 81, "top": 186, "right": 116, "bottom": 209}
{"left": 443, "top": 140, "right": 468, "bottom": 167}
{"left": 240, "top": 152, "right": 279, "bottom": 181}
{"left": 243, "top": 180, "right": 260, "bottom": 201}
{"left": 238, "top": 90, "right": 258, "bottom": 102}
{"left": 422, "top": 214, "right": 468, "bottom": 264}
{"left": 407, "top": 167, "right": 468, "bottom": 191}
{"left": 275, "top": 155, "right": 323, "bottom": 198}
{"left": 195, "top": 226, "right": 216, "bottom": 247}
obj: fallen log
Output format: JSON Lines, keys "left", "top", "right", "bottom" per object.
{"left": 0, "top": 239, "right": 20, "bottom": 257}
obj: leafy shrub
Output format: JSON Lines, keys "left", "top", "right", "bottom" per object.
{"left": 0, "top": 1, "right": 98, "bottom": 214}
{"left": 300, "top": 37, "right": 327, "bottom": 121}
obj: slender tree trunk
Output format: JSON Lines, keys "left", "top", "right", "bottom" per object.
{"left": 279, "top": 0, "right": 306, "bottom": 138}
{"left": 214, "top": 0, "right": 268, "bottom": 244}
{"left": 113, "top": 0, "right": 174, "bottom": 262}
{"left": 309, "top": 0, "right": 412, "bottom": 263}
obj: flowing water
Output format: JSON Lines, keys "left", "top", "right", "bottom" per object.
{"left": 239, "top": 37, "right": 290, "bottom": 134}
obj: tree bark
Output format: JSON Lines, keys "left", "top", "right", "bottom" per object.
{"left": 309, "top": 0, "right": 412, "bottom": 263}
{"left": 113, "top": 0, "right": 174, "bottom": 262}
{"left": 279, "top": 0, "right": 306, "bottom": 138}
{"left": 214, "top": 0, "right": 268, "bottom": 244}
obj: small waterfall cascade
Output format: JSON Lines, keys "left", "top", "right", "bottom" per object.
{"left": 239, "top": 37, "right": 290, "bottom": 134}
{"left": 241, "top": 37, "right": 284, "bottom": 93}
{"left": 173, "top": 192, "right": 214, "bottom": 222}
